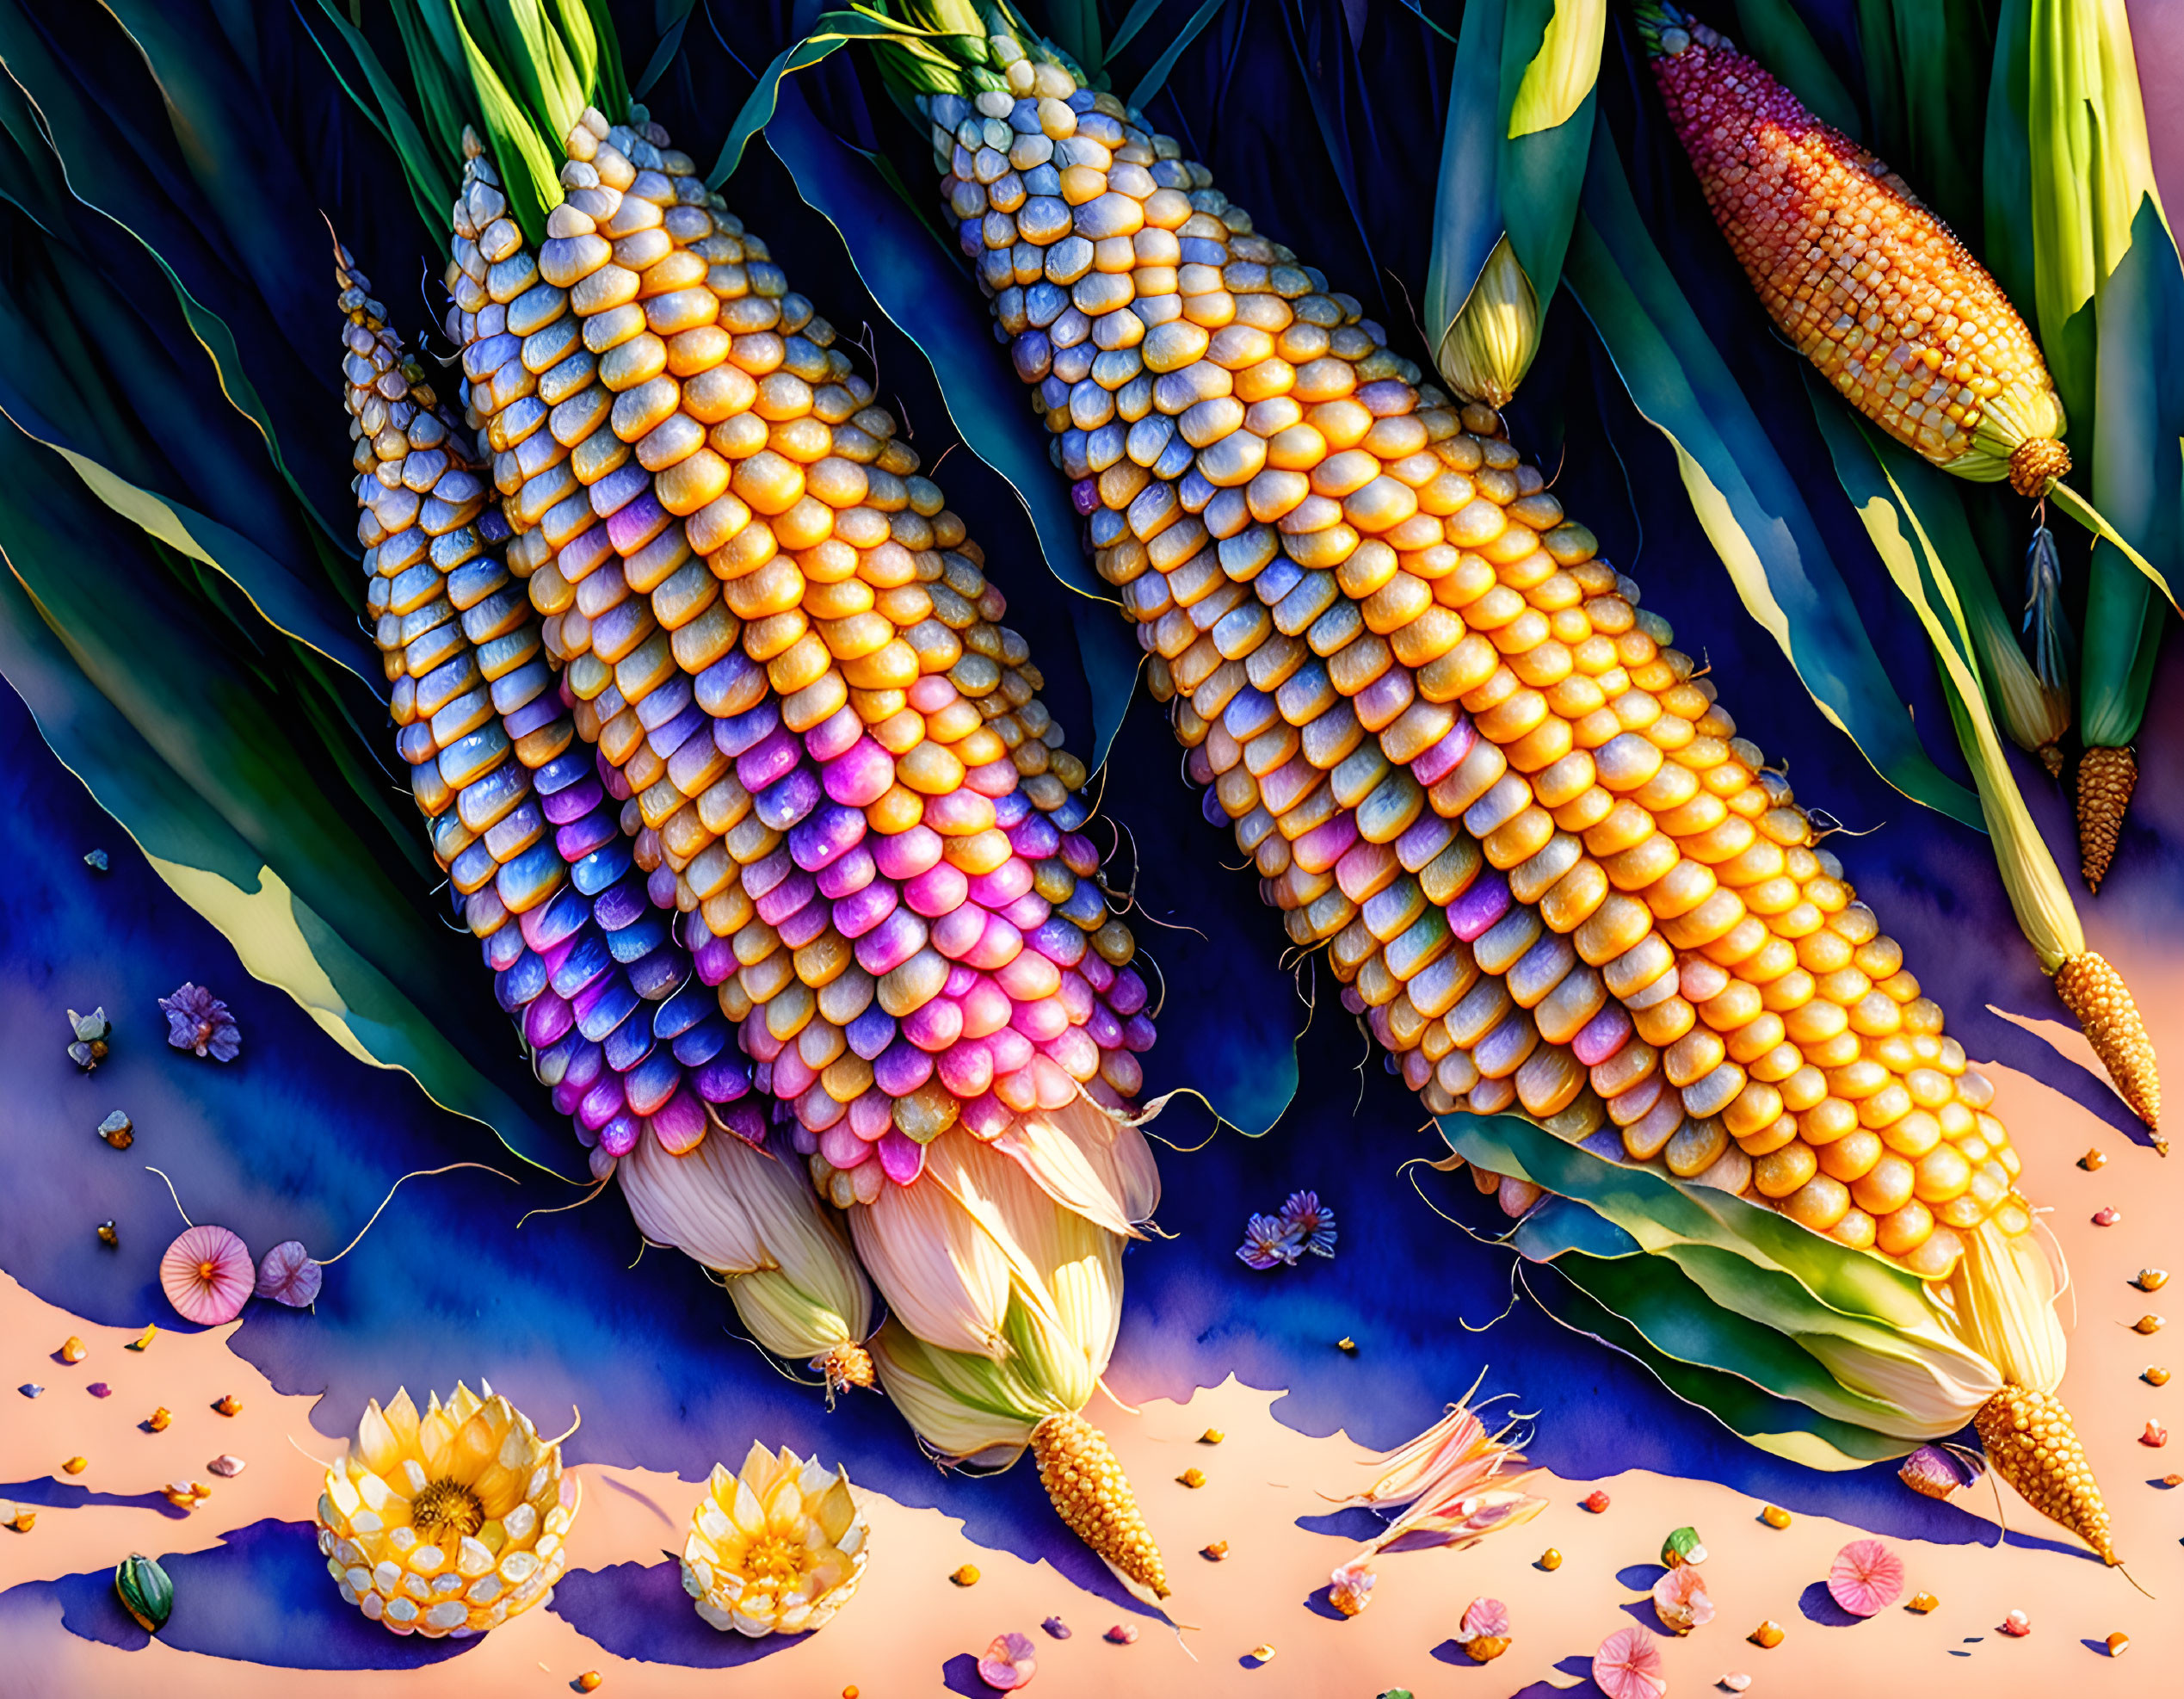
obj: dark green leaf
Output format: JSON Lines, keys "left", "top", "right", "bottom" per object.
{"left": 1728, "top": 0, "right": 1862, "bottom": 138}
{"left": 1564, "top": 126, "right": 1984, "bottom": 831}
{"left": 1124, "top": 0, "right": 1230, "bottom": 112}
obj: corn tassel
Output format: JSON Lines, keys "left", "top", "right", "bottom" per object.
{"left": 887, "top": 10, "right": 2119, "bottom": 1555}
{"left": 1638, "top": 2, "right": 2069, "bottom": 496}
{"left": 438, "top": 105, "right": 1166, "bottom": 1583}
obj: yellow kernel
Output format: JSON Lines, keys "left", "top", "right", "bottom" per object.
{"left": 1202, "top": 1541, "right": 1230, "bottom": 1561}
{"left": 1539, "top": 1548, "right": 1564, "bottom": 1570}
{"left": 2107, "top": 1631, "right": 2130, "bottom": 1656}
{"left": 62, "top": 1457, "right": 87, "bottom": 1475}
{"left": 145, "top": 1408, "right": 172, "bottom": 1433}
{"left": 1750, "top": 1619, "right": 1785, "bottom": 1648}
{"left": 951, "top": 1564, "right": 980, "bottom": 1586}
{"left": 59, "top": 1338, "right": 87, "bottom": 1364}
{"left": 1760, "top": 1504, "right": 1792, "bottom": 1529}
{"left": 1908, "top": 1591, "right": 1940, "bottom": 1613}
{"left": 2138, "top": 1269, "right": 2170, "bottom": 1292}
{"left": 214, "top": 1393, "right": 243, "bottom": 1416}
{"left": 1200, "top": 1428, "right": 1225, "bottom": 1444}
{"left": 2134, "top": 1314, "right": 2165, "bottom": 1334}
{"left": 577, "top": 1677, "right": 603, "bottom": 1694}
{"left": 1178, "top": 1467, "right": 1206, "bottom": 1488}
{"left": 9, "top": 1511, "right": 34, "bottom": 1532}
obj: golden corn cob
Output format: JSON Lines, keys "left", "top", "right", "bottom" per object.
{"left": 1033, "top": 1410, "right": 1168, "bottom": 1596}
{"left": 891, "top": 13, "right": 2119, "bottom": 1558}
{"left": 2076, "top": 744, "right": 2135, "bottom": 891}
{"left": 1639, "top": 2, "right": 2070, "bottom": 497}
{"left": 442, "top": 112, "right": 1168, "bottom": 1586}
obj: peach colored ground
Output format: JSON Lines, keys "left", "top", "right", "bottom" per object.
{"left": 4, "top": 953, "right": 2178, "bottom": 1699}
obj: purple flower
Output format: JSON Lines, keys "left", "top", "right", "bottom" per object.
{"left": 1236, "top": 1212, "right": 1303, "bottom": 1270}
{"left": 1279, "top": 1189, "right": 1337, "bottom": 1258}
{"left": 159, "top": 983, "right": 241, "bottom": 1062}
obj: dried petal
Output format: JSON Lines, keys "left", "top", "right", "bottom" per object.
{"left": 1897, "top": 1444, "right": 1980, "bottom": 1500}
{"left": 1328, "top": 1557, "right": 1374, "bottom": 1617}
{"left": 1105, "top": 1623, "right": 1138, "bottom": 1644}
{"left": 1459, "top": 1597, "right": 1510, "bottom": 1640}
{"left": 160, "top": 1225, "right": 255, "bottom": 1325}
{"left": 1720, "top": 1676, "right": 1752, "bottom": 1693}
{"left": 2093, "top": 1205, "right": 2121, "bottom": 1226}
{"left": 2140, "top": 1420, "right": 2168, "bottom": 1448}
{"left": 1653, "top": 1562, "right": 1716, "bottom": 1634}
{"left": 207, "top": 1455, "right": 245, "bottom": 1477}
{"left": 1661, "top": 1524, "right": 1707, "bottom": 1566}
{"left": 96, "top": 1111, "right": 133, "bottom": 1149}
{"left": 977, "top": 1630, "right": 1037, "bottom": 1690}
{"left": 84, "top": 849, "right": 108, "bottom": 871}
{"left": 255, "top": 1240, "right": 324, "bottom": 1308}
{"left": 1040, "top": 1616, "right": 1070, "bottom": 1639}
{"left": 1999, "top": 1609, "right": 2030, "bottom": 1636}
{"left": 1827, "top": 1539, "right": 1905, "bottom": 1617}
{"left": 158, "top": 982, "right": 241, "bottom": 1061}
{"left": 1593, "top": 1625, "right": 1669, "bottom": 1699}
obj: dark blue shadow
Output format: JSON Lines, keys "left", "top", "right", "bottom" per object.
{"left": 546, "top": 1560, "right": 801, "bottom": 1668}
{"left": 5, "top": 1520, "right": 474, "bottom": 1666}
{"left": 1, "top": 1479, "right": 189, "bottom": 1517}
{"left": 1798, "top": 1579, "right": 1866, "bottom": 1628}
{"left": 940, "top": 1650, "right": 989, "bottom": 1695}
{"left": 1293, "top": 1506, "right": 1385, "bottom": 1541}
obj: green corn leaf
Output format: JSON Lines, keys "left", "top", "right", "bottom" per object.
{"left": 633, "top": 0, "right": 699, "bottom": 97}
{"left": 1854, "top": 0, "right": 1990, "bottom": 238}
{"left": 1524, "top": 1256, "right": 1917, "bottom": 1467}
{"left": 1507, "top": 0, "right": 1604, "bottom": 138}
{"left": 0, "top": 435, "right": 576, "bottom": 1177}
{"left": 450, "top": 0, "right": 567, "bottom": 243}
{"left": 1563, "top": 125, "right": 1984, "bottom": 831}
{"left": 1805, "top": 386, "right": 2086, "bottom": 967}
{"left": 1123, "top": 0, "right": 1231, "bottom": 114}
{"left": 1423, "top": 0, "right": 1596, "bottom": 405}
{"left": 1439, "top": 1111, "right": 2001, "bottom": 1440}
{"left": 757, "top": 83, "right": 1138, "bottom": 768}
{"left": 704, "top": 12, "right": 950, "bottom": 188}
{"left": 1989, "top": 0, "right": 2184, "bottom": 746}
{"left": 303, "top": 0, "right": 461, "bottom": 243}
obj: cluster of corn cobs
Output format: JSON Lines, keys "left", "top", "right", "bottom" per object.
{"left": 380, "top": 116, "right": 1157, "bottom": 1208}
{"left": 922, "top": 69, "right": 2033, "bottom": 1284}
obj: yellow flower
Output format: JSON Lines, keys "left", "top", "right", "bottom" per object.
{"left": 313, "top": 1381, "right": 577, "bottom": 1637}
{"left": 680, "top": 1442, "right": 869, "bottom": 1636}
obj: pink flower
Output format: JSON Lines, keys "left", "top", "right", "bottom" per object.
{"left": 1827, "top": 1538, "right": 1905, "bottom": 1617}
{"left": 977, "top": 1630, "right": 1036, "bottom": 1690}
{"left": 1652, "top": 1562, "right": 1715, "bottom": 1634}
{"left": 1236, "top": 1211, "right": 1302, "bottom": 1270}
{"left": 1278, "top": 1189, "right": 1337, "bottom": 1257}
{"left": 1328, "top": 1557, "right": 1374, "bottom": 1617}
{"left": 160, "top": 1225, "right": 254, "bottom": 1325}
{"left": 1594, "top": 1624, "right": 1669, "bottom": 1699}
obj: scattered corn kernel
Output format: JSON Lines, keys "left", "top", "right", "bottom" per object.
{"left": 1749, "top": 1620, "right": 1785, "bottom": 1648}
{"left": 2163, "top": 1473, "right": 2182, "bottom": 1487}
{"left": 2138, "top": 1269, "right": 2170, "bottom": 1292}
{"left": 950, "top": 1564, "right": 979, "bottom": 1586}
{"left": 2106, "top": 1631, "right": 2130, "bottom": 1656}
{"left": 2082, "top": 1148, "right": 2108, "bottom": 1170}
{"left": 213, "top": 1394, "right": 241, "bottom": 1416}
{"left": 2133, "top": 1314, "right": 2164, "bottom": 1334}
{"left": 59, "top": 1338, "right": 87, "bottom": 1364}
{"left": 1202, "top": 1541, "right": 1229, "bottom": 1561}
{"left": 96, "top": 1221, "right": 118, "bottom": 1246}
{"left": 62, "top": 1457, "right": 87, "bottom": 1475}
{"left": 9, "top": 1511, "right": 34, "bottom": 1532}
{"left": 2142, "top": 1420, "right": 2169, "bottom": 1447}
{"left": 1246, "top": 1643, "right": 1275, "bottom": 1662}
{"left": 1907, "top": 1591, "right": 1939, "bottom": 1613}
{"left": 145, "top": 1408, "right": 171, "bottom": 1433}
{"left": 1582, "top": 1489, "right": 1611, "bottom": 1513}
{"left": 1539, "top": 1548, "right": 1564, "bottom": 1570}
{"left": 576, "top": 1676, "right": 602, "bottom": 1694}
{"left": 1106, "top": 1623, "right": 1139, "bottom": 1644}
{"left": 1719, "top": 1676, "right": 1752, "bottom": 1693}
{"left": 1200, "top": 1428, "right": 1225, "bottom": 1444}
{"left": 127, "top": 1325, "right": 157, "bottom": 1351}
{"left": 1177, "top": 1467, "right": 1206, "bottom": 1488}
{"left": 1336, "top": 1338, "right": 1357, "bottom": 1354}
{"left": 1760, "top": 1504, "right": 1792, "bottom": 1529}
{"left": 2150, "top": 1367, "right": 2174, "bottom": 1386}
{"left": 2000, "top": 1609, "right": 2031, "bottom": 1636}
{"left": 2094, "top": 1206, "right": 2122, "bottom": 1226}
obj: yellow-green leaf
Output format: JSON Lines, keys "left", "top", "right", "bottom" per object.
{"left": 1507, "top": 0, "right": 1604, "bottom": 138}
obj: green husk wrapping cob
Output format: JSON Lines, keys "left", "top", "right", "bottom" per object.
{"left": 863, "top": 2, "right": 2124, "bottom": 1560}
{"left": 330, "top": 0, "right": 1174, "bottom": 1591}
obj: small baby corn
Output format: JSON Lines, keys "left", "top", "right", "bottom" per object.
{"left": 1638, "top": 2, "right": 2069, "bottom": 497}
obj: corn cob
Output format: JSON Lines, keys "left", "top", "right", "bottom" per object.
{"left": 435, "top": 108, "right": 1168, "bottom": 1585}
{"left": 878, "top": 10, "right": 2120, "bottom": 1559}
{"left": 2076, "top": 744, "right": 2135, "bottom": 890}
{"left": 339, "top": 244, "right": 873, "bottom": 1390}
{"left": 1638, "top": 3, "right": 2069, "bottom": 497}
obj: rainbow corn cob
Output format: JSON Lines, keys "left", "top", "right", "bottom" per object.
{"left": 435, "top": 113, "right": 1169, "bottom": 1593}
{"left": 866, "top": 9, "right": 2122, "bottom": 1563}
{"left": 338, "top": 247, "right": 872, "bottom": 1390}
